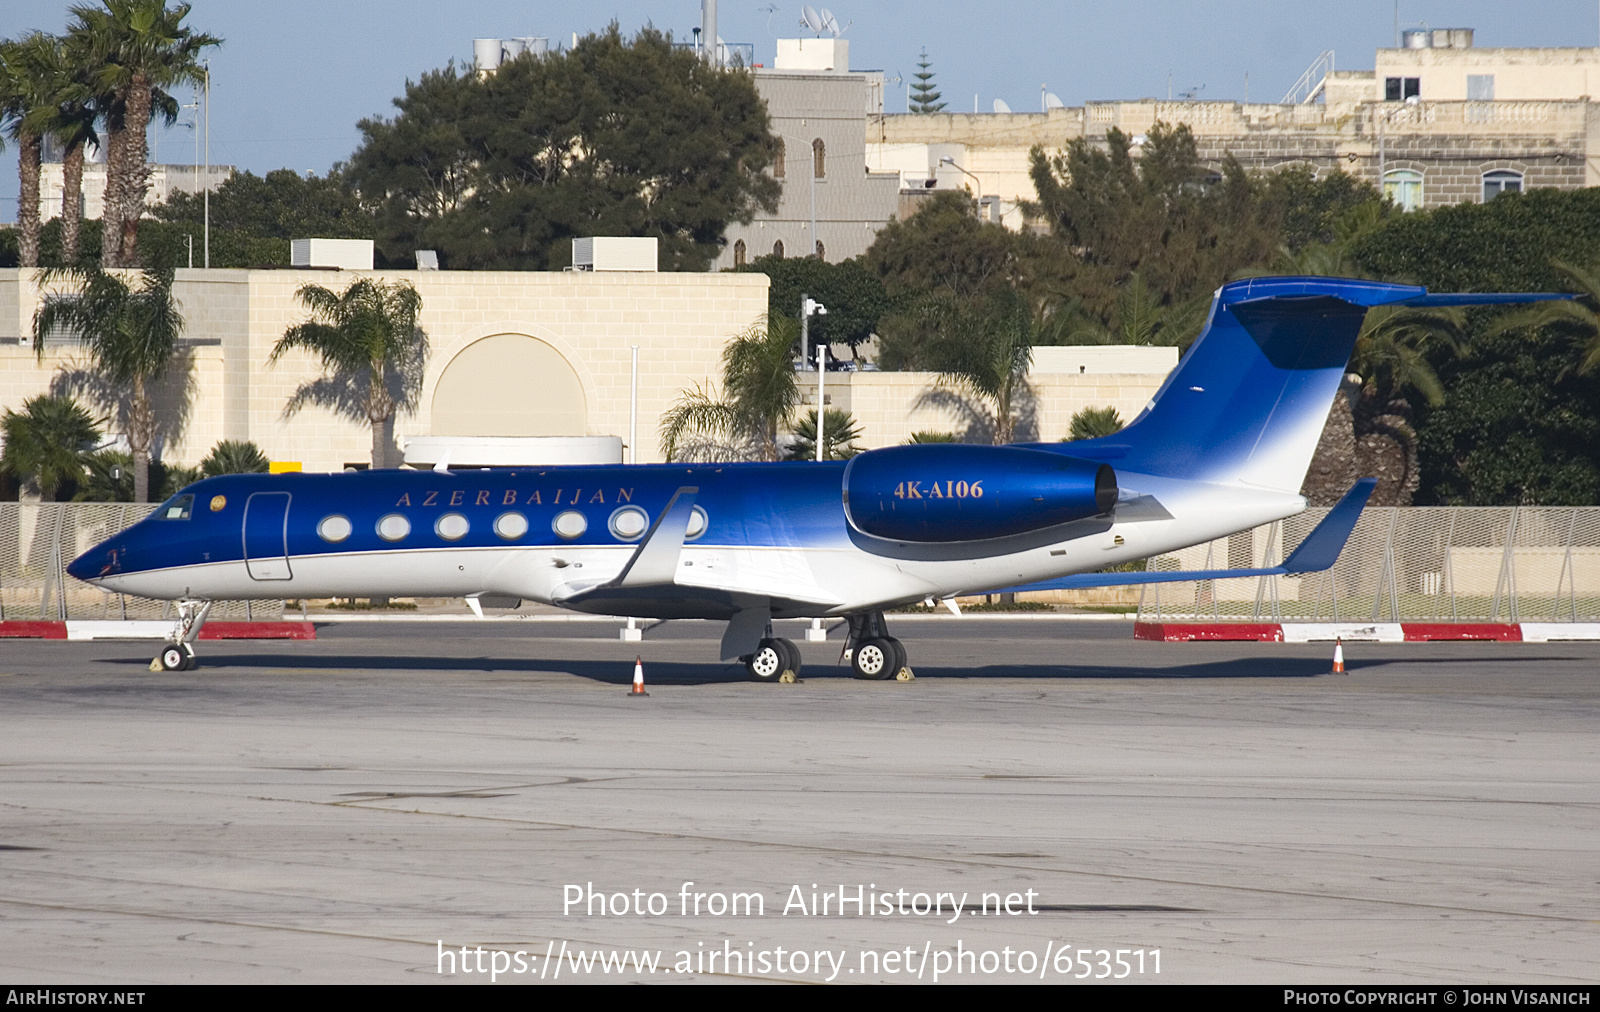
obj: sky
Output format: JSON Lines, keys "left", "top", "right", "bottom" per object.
{"left": 2, "top": 0, "right": 1597, "bottom": 218}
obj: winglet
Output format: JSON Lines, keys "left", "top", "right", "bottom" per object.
{"left": 614, "top": 487, "right": 699, "bottom": 588}
{"left": 1281, "top": 478, "right": 1376, "bottom": 573}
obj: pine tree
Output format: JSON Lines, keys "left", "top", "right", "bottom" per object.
{"left": 910, "top": 48, "right": 945, "bottom": 114}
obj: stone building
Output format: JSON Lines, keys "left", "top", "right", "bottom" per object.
{"left": 713, "top": 38, "right": 902, "bottom": 269}
{"left": 866, "top": 32, "right": 1600, "bottom": 222}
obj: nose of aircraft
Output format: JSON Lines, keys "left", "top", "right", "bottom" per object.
{"left": 67, "top": 533, "right": 124, "bottom": 583}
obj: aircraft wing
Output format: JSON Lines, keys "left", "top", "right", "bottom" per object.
{"left": 988, "top": 478, "right": 1376, "bottom": 594}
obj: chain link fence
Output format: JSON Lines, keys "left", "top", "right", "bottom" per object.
{"left": 1137, "top": 506, "right": 1600, "bottom": 623}
{"left": 0, "top": 502, "right": 284, "bottom": 622}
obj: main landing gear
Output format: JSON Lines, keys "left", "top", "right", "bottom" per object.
{"left": 739, "top": 611, "right": 914, "bottom": 683}
{"left": 153, "top": 599, "right": 212, "bottom": 672}
{"left": 844, "top": 611, "right": 912, "bottom": 682}
{"left": 743, "top": 635, "right": 801, "bottom": 683}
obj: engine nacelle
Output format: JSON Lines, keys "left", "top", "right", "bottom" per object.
{"left": 843, "top": 444, "right": 1117, "bottom": 543}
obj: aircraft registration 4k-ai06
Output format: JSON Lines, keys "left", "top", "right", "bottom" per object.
{"left": 66, "top": 277, "right": 1563, "bottom": 678}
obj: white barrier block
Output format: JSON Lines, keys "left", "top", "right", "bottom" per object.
{"left": 1280, "top": 623, "right": 1405, "bottom": 643}
{"left": 66, "top": 620, "right": 171, "bottom": 641}
{"left": 1518, "top": 623, "right": 1600, "bottom": 642}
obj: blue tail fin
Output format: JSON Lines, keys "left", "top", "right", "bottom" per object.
{"left": 1058, "top": 277, "right": 1567, "bottom": 492}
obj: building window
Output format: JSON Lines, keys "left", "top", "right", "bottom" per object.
{"left": 814, "top": 240, "right": 825, "bottom": 260}
{"left": 1467, "top": 74, "right": 1495, "bottom": 101}
{"left": 773, "top": 137, "right": 785, "bottom": 179}
{"left": 733, "top": 239, "right": 746, "bottom": 266}
{"left": 812, "top": 138, "right": 825, "bottom": 178}
{"left": 1384, "top": 76, "right": 1420, "bottom": 101}
{"left": 772, "top": 240, "right": 784, "bottom": 259}
{"left": 1482, "top": 170, "right": 1523, "bottom": 201}
{"left": 1383, "top": 169, "right": 1423, "bottom": 212}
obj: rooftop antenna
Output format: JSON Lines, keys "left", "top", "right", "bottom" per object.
{"left": 761, "top": 3, "right": 779, "bottom": 39}
{"left": 818, "top": 7, "right": 842, "bottom": 36}
{"left": 801, "top": 5, "right": 823, "bottom": 35}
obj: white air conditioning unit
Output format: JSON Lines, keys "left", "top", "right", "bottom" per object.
{"left": 571, "top": 237, "right": 658, "bottom": 272}
{"left": 291, "top": 238, "right": 374, "bottom": 271}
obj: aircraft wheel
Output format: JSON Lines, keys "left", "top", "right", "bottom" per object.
{"left": 852, "top": 638, "right": 896, "bottom": 680}
{"left": 772, "top": 637, "right": 802, "bottom": 681}
{"left": 746, "top": 639, "right": 786, "bottom": 682}
{"left": 884, "top": 637, "right": 909, "bottom": 678}
{"left": 179, "top": 642, "right": 199, "bottom": 671}
{"left": 157, "top": 644, "right": 187, "bottom": 672}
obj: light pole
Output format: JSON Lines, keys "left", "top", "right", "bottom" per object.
{"left": 800, "top": 294, "right": 827, "bottom": 371}
{"left": 203, "top": 61, "right": 210, "bottom": 269}
{"left": 938, "top": 156, "right": 987, "bottom": 219}
{"left": 815, "top": 343, "right": 827, "bottom": 461}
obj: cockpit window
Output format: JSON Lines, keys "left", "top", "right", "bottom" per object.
{"left": 159, "top": 494, "right": 194, "bottom": 520}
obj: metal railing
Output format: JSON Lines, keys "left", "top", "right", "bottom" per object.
{"left": 1137, "top": 506, "right": 1600, "bottom": 623}
{"left": 0, "top": 502, "right": 283, "bottom": 622}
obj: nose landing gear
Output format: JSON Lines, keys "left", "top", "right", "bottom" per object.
{"left": 744, "top": 636, "right": 801, "bottom": 682}
{"left": 152, "top": 599, "right": 212, "bottom": 672}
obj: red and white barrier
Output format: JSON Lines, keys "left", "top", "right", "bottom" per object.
{"left": 0, "top": 621, "right": 316, "bottom": 641}
{"left": 1135, "top": 621, "right": 1600, "bottom": 642}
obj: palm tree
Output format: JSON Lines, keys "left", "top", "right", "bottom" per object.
{"left": 1067, "top": 405, "right": 1123, "bottom": 441}
{"left": 925, "top": 289, "right": 1035, "bottom": 445}
{"left": 0, "top": 394, "right": 102, "bottom": 501}
{"left": 67, "top": 1, "right": 220, "bottom": 267}
{"left": 32, "top": 266, "right": 188, "bottom": 503}
{"left": 41, "top": 30, "right": 101, "bottom": 265}
{"left": 198, "top": 439, "right": 269, "bottom": 477}
{"left": 785, "top": 408, "right": 863, "bottom": 460}
{"left": 660, "top": 316, "right": 802, "bottom": 462}
{"left": 0, "top": 32, "right": 69, "bottom": 269}
{"left": 1485, "top": 260, "right": 1600, "bottom": 373}
{"left": 270, "top": 278, "right": 425, "bottom": 469}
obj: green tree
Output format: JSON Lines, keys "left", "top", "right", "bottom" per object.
{"left": 33, "top": 266, "right": 188, "bottom": 502}
{"left": 660, "top": 316, "right": 801, "bottom": 462}
{"left": 0, "top": 32, "right": 73, "bottom": 269}
{"left": 1028, "top": 123, "right": 1278, "bottom": 322}
{"left": 67, "top": 0, "right": 220, "bottom": 268}
{"left": 347, "top": 26, "right": 780, "bottom": 272}
{"left": 922, "top": 290, "right": 1036, "bottom": 445}
{"left": 198, "top": 439, "right": 269, "bottom": 477}
{"left": 149, "top": 168, "right": 376, "bottom": 267}
{"left": 0, "top": 394, "right": 101, "bottom": 500}
{"left": 785, "top": 408, "right": 863, "bottom": 460}
{"left": 74, "top": 447, "right": 195, "bottom": 502}
{"left": 270, "top": 279, "right": 426, "bottom": 469}
{"left": 1067, "top": 406, "right": 1123, "bottom": 441}
{"left": 909, "top": 48, "right": 945, "bottom": 114}
{"left": 735, "top": 253, "right": 890, "bottom": 351}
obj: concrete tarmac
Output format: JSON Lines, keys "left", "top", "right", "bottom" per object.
{"left": 0, "top": 618, "right": 1596, "bottom": 984}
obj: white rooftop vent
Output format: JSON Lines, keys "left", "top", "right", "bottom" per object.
{"left": 291, "top": 238, "right": 374, "bottom": 271}
{"left": 571, "top": 237, "right": 658, "bottom": 272}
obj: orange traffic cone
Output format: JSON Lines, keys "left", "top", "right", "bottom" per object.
{"left": 629, "top": 656, "right": 650, "bottom": 697}
{"left": 1332, "top": 637, "right": 1345, "bottom": 675}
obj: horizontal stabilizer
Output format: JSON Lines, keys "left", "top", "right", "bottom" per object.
{"left": 989, "top": 478, "right": 1375, "bottom": 594}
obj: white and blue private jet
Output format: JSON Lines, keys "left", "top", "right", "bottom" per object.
{"left": 65, "top": 277, "right": 1560, "bottom": 677}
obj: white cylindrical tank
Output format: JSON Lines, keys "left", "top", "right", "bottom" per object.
{"left": 474, "top": 38, "right": 503, "bottom": 71}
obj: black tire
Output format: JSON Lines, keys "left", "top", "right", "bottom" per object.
{"left": 772, "top": 637, "right": 802, "bottom": 679}
{"left": 852, "top": 638, "right": 896, "bottom": 680}
{"left": 158, "top": 645, "right": 186, "bottom": 672}
{"left": 746, "top": 639, "right": 786, "bottom": 682}
{"left": 179, "top": 643, "right": 199, "bottom": 671}
{"left": 884, "top": 636, "right": 908, "bottom": 677}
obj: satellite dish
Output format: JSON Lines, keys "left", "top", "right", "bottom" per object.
{"left": 1045, "top": 92, "right": 1064, "bottom": 109}
{"left": 819, "top": 7, "right": 841, "bottom": 36}
{"left": 801, "top": 5, "right": 823, "bottom": 33}
{"left": 992, "top": 98, "right": 1011, "bottom": 113}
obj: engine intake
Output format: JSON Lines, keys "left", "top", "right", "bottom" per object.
{"left": 843, "top": 444, "right": 1117, "bottom": 543}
